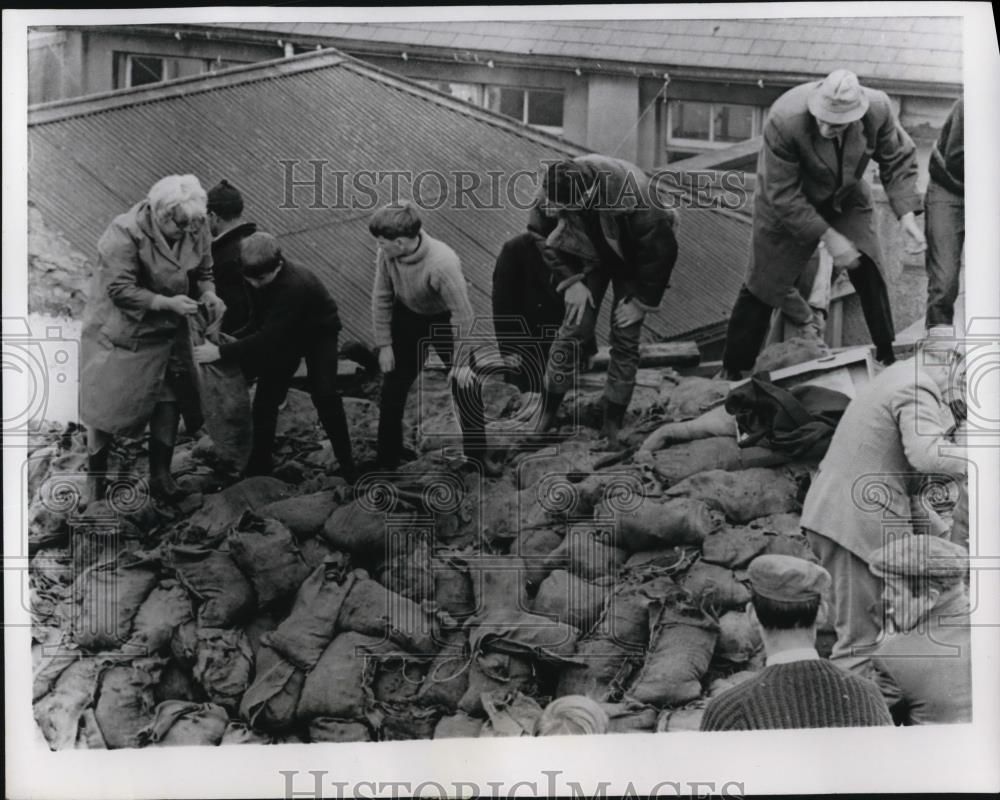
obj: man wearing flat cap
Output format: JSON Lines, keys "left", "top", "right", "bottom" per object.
{"left": 701, "top": 555, "right": 892, "bottom": 731}
{"left": 802, "top": 338, "right": 966, "bottom": 673}
{"left": 868, "top": 536, "right": 972, "bottom": 725}
{"left": 721, "top": 69, "right": 924, "bottom": 379}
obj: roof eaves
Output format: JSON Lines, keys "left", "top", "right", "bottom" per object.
{"left": 28, "top": 48, "right": 349, "bottom": 125}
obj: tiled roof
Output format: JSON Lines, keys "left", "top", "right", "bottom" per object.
{"left": 28, "top": 50, "right": 750, "bottom": 345}
{"left": 212, "top": 17, "right": 962, "bottom": 86}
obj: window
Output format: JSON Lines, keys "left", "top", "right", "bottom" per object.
{"left": 114, "top": 52, "right": 245, "bottom": 89}
{"left": 417, "top": 79, "right": 564, "bottom": 135}
{"left": 666, "top": 100, "right": 762, "bottom": 150}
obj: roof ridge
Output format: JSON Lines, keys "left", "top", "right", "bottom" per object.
{"left": 28, "top": 49, "right": 348, "bottom": 125}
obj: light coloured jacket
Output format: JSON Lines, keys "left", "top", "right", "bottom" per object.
{"left": 801, "top": 359, "right": 965, "bottom": 560}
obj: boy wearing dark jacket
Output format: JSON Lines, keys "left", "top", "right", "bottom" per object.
{"left": 193, "top": 232, "right": 356, "bottom": 482}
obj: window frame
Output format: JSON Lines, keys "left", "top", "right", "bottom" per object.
{"left": 415, "top": 78, "right": 564, "bottom": 135}
{"left": 665, "top": 99, "right": 762, "bottom": 150}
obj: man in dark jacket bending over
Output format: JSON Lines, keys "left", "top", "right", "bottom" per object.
{"left": 193, "top": 232, "right": 356, "bottom": 482}
{"left": 527, "top": 155, "right": 678, "bottom": 450}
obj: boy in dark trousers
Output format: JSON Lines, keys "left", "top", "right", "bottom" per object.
{"left": 370, "top": 203, "right": 500, "bottom": 476}
{"left": 193, "top": 232, "right": 356, "bottom": 482}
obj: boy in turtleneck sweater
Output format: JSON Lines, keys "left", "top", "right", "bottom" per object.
{"left": 369, "top": 203, "right": 500, "bottom": 476}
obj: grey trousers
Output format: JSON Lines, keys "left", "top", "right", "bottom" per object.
{"left": 805, "top": 529, "right": 883, "bottom": 672}
{"left": 925, "top": 180, "right": 965, "bottom": 327}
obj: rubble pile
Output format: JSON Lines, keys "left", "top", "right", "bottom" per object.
{"left": 30, "top": 365, "right": 826, "bottom": 748}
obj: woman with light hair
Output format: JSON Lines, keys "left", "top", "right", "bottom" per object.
{"left": 79, "top": 174, "right": 226, "bottom": 506}
{"left": 535, "top": 695, "right": 609, "bottom": 736}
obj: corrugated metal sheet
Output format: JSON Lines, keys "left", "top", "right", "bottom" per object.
{"left": 215, "top": 17, "right": 963, "bottom": 86}
{"left": 28, "top": 51, "right": 750, "bottom": 345}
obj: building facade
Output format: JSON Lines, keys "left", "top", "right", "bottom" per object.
{"left": 29, "top": 19, "right": 962, "bottom": 173}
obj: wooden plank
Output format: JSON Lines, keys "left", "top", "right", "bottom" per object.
{"left": 588, "top": 341, "right": 700, "bottom": 371}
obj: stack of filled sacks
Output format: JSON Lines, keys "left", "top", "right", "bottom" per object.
{"left": 30, "top": 362, "right": 883, "bottom": 747}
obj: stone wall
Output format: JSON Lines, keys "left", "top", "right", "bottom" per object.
{"left": 28, "top": 202, "right": 92, "bottom": 318}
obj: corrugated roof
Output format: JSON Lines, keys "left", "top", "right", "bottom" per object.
{"left": 211, "top": 17, "right": 962, "bottom": 87}
{"left": 28, "top": 50, "right": 750, "bottom": 345}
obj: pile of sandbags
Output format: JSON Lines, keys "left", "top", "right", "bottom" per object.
{"left": 31, "top": 357, "right": 832, "bottom": 747}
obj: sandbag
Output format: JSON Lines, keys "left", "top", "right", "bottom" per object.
{"left": 762, "top": 531, "right": 819, "bottom": 562}
{"left": 432, "top": 558, "right": 476, "bottom": 620}
{"left": 602, "top": 703, "right": 659, "bottom": 733}
{"left": 593, "top": 576, "right": 684, "bottom": 650}
{"left": 678, "top": 561, "right": 752, "bottom": 611}
{"left": 664, "top": 467, "right": 801, "bottom": 524}
{"left": 228, "top": 513, "right": 310, "bottom": 606}
{"left": 34, "top": 658, "right": 102, "bottom": 750}
{"left": 458, "top": 650, "right": 537, "bottom": 717}
{"left": 190, "top": 308, "right": 253, "bottom": 468}
{"left": 372, "top": 657, "right": 427, "bottom": 706}
{"left": 138, "top": 700, "right": 229, "bottom": 747}
{"left": 468, "top": 608, "right": 580, "bottom": 663}
{"left": 663, "top": 377, "right": 731, "bottom": 419}
{"left": 170, "top": 620, "right": 199, "bottom": 669}
{"left": 416, "top": 632, "right": 471, "bottom": 713}
{"left": 549, "top": 529, "right": 626, "bottom": 582}
{"left": 127, "top": 579, "right": 194, "bottom": 655}
{"left": 518, "top": 528, "right": 565, "bottom": 587}
{"left": 75, "top": 708, "right": 108, "bottom": 749}
{"left": 154, "top": 663, "right": 198, "bottom": 704}
{"left": 701, "top": 526, "right": 772, "bottom": 570}
{"left": 171, "top": 546, "right": 256, "bottom": 628}
{"left": 750, "top": 512, "right": 803, "bottom": 537}
{"left": 659, "top": 704, "right": 707, "bottom": 731}
{"left": 221, "top": 722, "right": 273, "bottom": 745}
{"left": 650, "top": 438, "right": 790, "bottom": 486}
{"left": 378, "top": 704, "right": 440, "bottom": 741}
{"left": 297, "top": 632, "right": 395, "bottom": 720}
{"left": 71, "top": 552, "right": 158, "bottom": 651}
{"left": 514, "top": 443, "right": 600, "bottom": 491}
{"left": 533, "top": 570, "right": 608, "bottom": 633}
{"left": 94, "top": 659, "right": 162, "bottom": 749}
{"left": 715, "top": 610, "right": 763, "bottom": 665}
{"left": 555, "top": 637, "right": 636, "bottom": 702}
{"left": 239, "top": 643, "right": 305, "bottom": 732}
{"left": 338, "top": 574, "right": 437, "bottom": 654}
{"left": 309, "top": 718, "right": 372, "bottom": 743}
{"left": 627, "top": 600, "right": 718, "bottom": 708}
{"left": 265, "top": 557, "right": 356, "bottom": 670}
{"left": 753, "top": 336, "right": 828, "bottom": 374}
{"left": 377, "top": 535, "right": 434, "bottom": 603}
{"left": 471, "top": 555, "right": 530, "bottom": 613}
{"left": 257, "top": 490, "right": 339, "bottom": 539}
{"left": 600, "top": 497, "right": 716, "bottom": 553}
{"left": 480, "top": 690, "right": 543, "bottom": 737}
{"left": 32, "top": 638, "right": 80, "bottom": 702}
{"left": 322, "top": 501, "right": 416, "bottom": 555}
{"left": 434, "top": 712, "right": 484, "bottom": 739}
{"left": 187, "top": 476, "right": 292, "bottom": 537}
{"left": 299, "top": 537, "right": 337, "bottom": 570}
{"left": 193, "top": 627, "right": 254, "bottom": 713}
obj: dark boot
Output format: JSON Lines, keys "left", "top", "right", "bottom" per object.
{"left": 593, "top": 400, "right": 628, "bottom": 452}
{"left": 314, "top": 394, "right": 358, "bottom": 485}
{"left": 875, "top": 344, "right": 897, "bottom": 366}
{"left": 533, "top": 389, "right": 565, "bottom": 433}
{"left": 84, "top": 445, "right": 110, "bottom": 509}
{"left": 148, "top": 402, "right": 185, "bottom": 503}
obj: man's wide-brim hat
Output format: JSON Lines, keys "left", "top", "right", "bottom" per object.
{"left": 808, "top": 69, "right": 870, "bottom": 125}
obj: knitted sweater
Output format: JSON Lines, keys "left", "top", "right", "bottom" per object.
{"left": 928, "top": 98, "right": 963, "bottom": 196}
{"left": 371, "top": 232, "right": 475, "bottom": 348}
{"left": 700, "top": 660, "right": 893, "bottom": 731}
